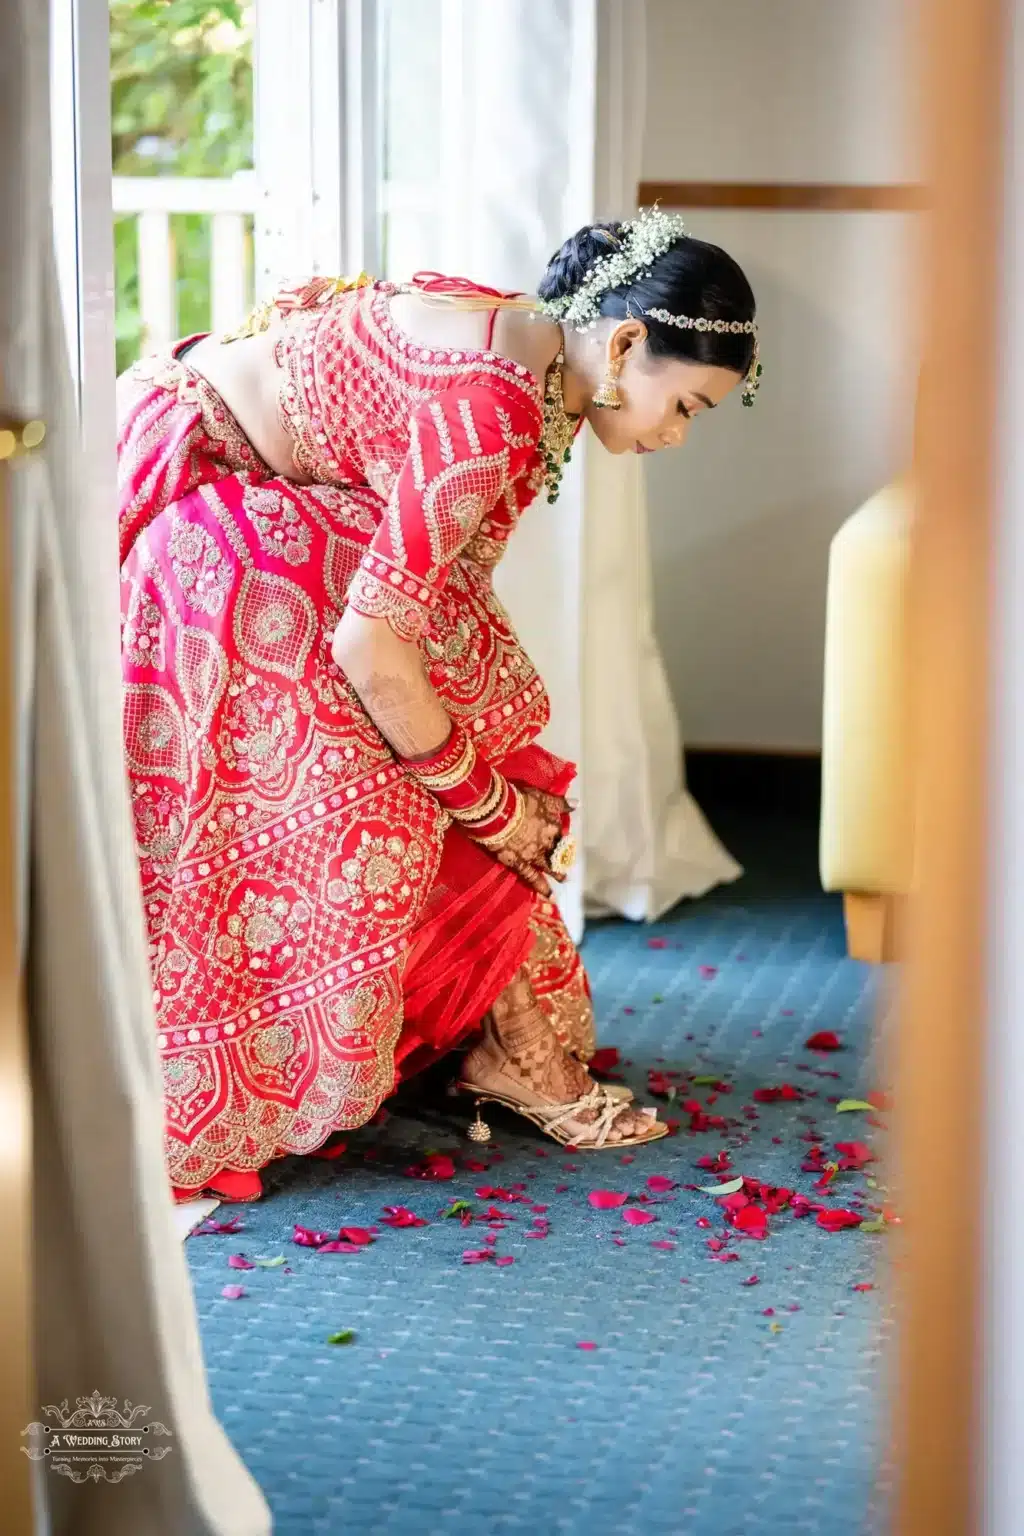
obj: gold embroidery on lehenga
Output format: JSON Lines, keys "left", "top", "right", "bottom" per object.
{"left": 168, "top": 516, "right": 233, "bottom": 616}
{"left": 326, "top": 828, "right": 428, "bottom": 918}
{"left": 124, "top": 683, "right": 189, "bottom": 782}
{"left": 234, "top": 568, "right": 317, "bottom": 681}
{"left": 218, "top": 661, "right": 298, "bottom": 782}
{"left": 214, "top": 888, "right": 312, "bottom": 972}
{"left": 177, "top": 626, "right": 228, "bottom": 733}
{"left": 123, "top": 585, "right": 166, "bottom": 670}
{"left": 242, "top": 483, "right": 313, "bottom": 565}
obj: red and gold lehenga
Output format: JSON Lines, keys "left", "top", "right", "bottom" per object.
{"left": 117, "top": 275, "right": 594, "bottom": 1201}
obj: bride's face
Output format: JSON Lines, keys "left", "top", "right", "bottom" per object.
{"left": 582, "top": 320, "right": 743, "bottom": 456}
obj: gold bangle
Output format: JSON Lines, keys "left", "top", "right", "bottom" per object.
{"left": 452, "top": 769, "right": 505, "bottom": 826}
{"left": 472, "top": 785, "right": 526, "bottom": 851}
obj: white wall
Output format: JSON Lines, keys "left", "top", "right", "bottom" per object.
{"left": 642, "top": 0, "right": 919, "bottom": 749}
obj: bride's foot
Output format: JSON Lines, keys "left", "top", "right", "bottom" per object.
{"left": 461, "top": 973, "right": 664, "bottom": 1147}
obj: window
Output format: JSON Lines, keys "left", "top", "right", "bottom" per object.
{"left": 110, "top": 1, "right": 256, "bottom": 371}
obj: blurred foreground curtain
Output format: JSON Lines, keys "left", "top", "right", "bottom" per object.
{"left": 2, "top": 4, "right": 270, "bottom": 1532}
{"left": 443, "top": 0, "right": 740, "bottom": 930}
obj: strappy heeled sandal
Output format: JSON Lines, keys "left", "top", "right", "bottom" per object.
{"left": 457, "top": 1070, "right": 667, "bottom": 1149}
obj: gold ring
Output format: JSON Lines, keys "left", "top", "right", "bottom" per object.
{"left": 549, "top": 835, "right": 577, "bottom": 878}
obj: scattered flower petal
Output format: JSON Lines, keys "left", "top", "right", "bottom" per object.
{"left": 220, "top": 1284, "right": 246, "bottom": 1300}
{"left": 588, "top": 1190, "right": 629, "bottom": 1210}
{"left": 309, "top": 1139, "right": 348, "bottom": 1160}
{"left": 292, "top": 1225, "right": 333, "bottom": 1248}
{"left": 227, "top": 1253, "right": 255, "bottom": 1270}
{"left": 836, "top": 1100, "right": 874, "bottom": 1114}
{"left": 380, "top": 1206, "right": 428, "bottom": 1228}
{"left": 742, "top": 1274, "right": 760, "bottom": 1287}
{"left": 816, "top": 1208, "right": 865, "bottom": 1232}
{"left": 622, "top": 1208, "right": 656, "bottom": 1226}
{"left": 576, "top": 1341, "right": 597, "bottom": 1351}
{"left": 646, "top": 1175, "right": 676, "bottom": 1193}
{"left": 326, "top": 1329, "right": 355, "bottom": 1345}
{"left": 804, "top": 1031, "right": 842, "bottom": 1052}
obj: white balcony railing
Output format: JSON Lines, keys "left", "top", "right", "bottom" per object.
{"left": 112, "top": 174, "right": 259, "bottom": 353}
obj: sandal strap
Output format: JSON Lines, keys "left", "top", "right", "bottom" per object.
{"left": 529, "top": 1084, "right": 633, "bottom": 1147}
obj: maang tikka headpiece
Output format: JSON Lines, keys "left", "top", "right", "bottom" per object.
{"left": 539, "top": 206, "right": 762, "bottom": 407}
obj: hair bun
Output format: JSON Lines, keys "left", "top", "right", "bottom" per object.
{"left": 538, "top": 222, "right": 625, "bottom": 302}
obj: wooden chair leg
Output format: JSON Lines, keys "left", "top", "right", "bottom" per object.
{"left": 843, "top": 891, "right": 902, "bottom": 963}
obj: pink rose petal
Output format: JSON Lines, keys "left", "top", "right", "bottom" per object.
{"left": 588, "top": 1189, "right": 629, "bottom": 1210}
{"left": 292, "top": 1225, "right": 333, "bottom": 1248}
{"left": 221, "top": 1284, "right": 246, "bottom": 1300}
{"left": 742, "top": 1274, "right": 761, "bottom": 1287}
{"left": 227, "top": 1253, "right": 256, "bottom": 1270}
{"left": 646, "top": 1175, "right": 676, "bottom": 1193}
{"left": 622, "top": 1207, "right": 656, "bottom": 1226}
{"left": 576, "top": 1341, "right": 597, "bottom": 1351}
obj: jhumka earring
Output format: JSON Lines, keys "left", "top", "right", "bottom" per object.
{"left": 593, "top": 356, "right": 624, "bottom": 410}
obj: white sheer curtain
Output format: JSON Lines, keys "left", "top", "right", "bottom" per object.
{"left": 582, "top": 0, "right": 741, "bottom": 919}
{"left": 425, "top": 0, "right": 740, "bottom": 934}
{"left": 5, "top": 3, "right": 270, "bottom": 1531}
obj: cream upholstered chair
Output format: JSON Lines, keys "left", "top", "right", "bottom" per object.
{"left": 819, "top": 479, "right": 915, "bottom": 961}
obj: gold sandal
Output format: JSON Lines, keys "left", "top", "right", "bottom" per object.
{"left": 458, "top": 1073, "right": 667, "bottom": 1149}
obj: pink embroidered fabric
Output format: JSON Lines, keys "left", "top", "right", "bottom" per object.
{"left": 117, "top": 280, "right": 593, "bottom": 1200}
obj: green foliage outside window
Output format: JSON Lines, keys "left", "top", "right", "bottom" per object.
{"left": 110, "top": 0, "right": 254, "bottom": 372}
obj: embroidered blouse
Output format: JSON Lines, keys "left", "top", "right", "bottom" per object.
{"left": 274, "top": 281, "right": 546, "bottom": 642}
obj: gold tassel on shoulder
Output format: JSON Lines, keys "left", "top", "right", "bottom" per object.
{"left": 220, "top": 272, "right": 376, "bottom": 344}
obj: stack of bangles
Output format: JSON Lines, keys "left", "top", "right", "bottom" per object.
{"left": 400, "top": 722, "right": 526, "bottom": 850}
{"left": 400, "top": 721, "right": 577, "bottom": 879}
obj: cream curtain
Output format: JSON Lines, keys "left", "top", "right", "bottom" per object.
{"left": 4, "top": 3, "right": 270, "bottom": 1532}
{"left": 446, "top": 0, "right": 740, "bottom": 931}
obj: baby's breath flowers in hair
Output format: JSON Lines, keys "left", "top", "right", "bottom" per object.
{"left": 539, "top": 206, "right": 763, "bottom": 406}
{"left": 539, "top": 208, "right": 690, "bottom": 330}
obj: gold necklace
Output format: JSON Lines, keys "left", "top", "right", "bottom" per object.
{"left": 540, "top": 350, "right": 578, "bottom": 504}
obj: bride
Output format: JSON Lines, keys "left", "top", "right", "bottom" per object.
{"left": 117, "top": 208, "right": 759, "bottom": 1201}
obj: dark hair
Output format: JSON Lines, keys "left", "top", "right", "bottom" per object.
{"left": 538, "top": 221, "right": 756, "bottom": 375}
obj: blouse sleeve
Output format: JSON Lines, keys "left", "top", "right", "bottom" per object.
{"left": 346, "top": 383, "right": 539, "bottom": 641}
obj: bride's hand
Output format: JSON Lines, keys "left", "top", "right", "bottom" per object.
{"left": 493, "top": 787, "right": 570, "bottom": 897}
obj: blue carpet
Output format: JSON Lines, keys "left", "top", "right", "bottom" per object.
{"left": 187, "top": 816, "right": 890, "bottom": 1535}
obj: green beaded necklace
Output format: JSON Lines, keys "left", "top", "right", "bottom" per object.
{"left": 540, "top": 350, "right": 579, "bottom": 504}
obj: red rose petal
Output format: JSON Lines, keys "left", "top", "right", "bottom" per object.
{"left": 338, "top": 1227, "right": 374, "bottom": 1246}
{"left": 588, "top": 1190, "right": 629, "bottom": 1210}
{"left": 309, "top": 1138, "right": 348, "bottom": 1160}
{"left": 589, "top": 1047, "right": 621, "bottom": 1076}
{"left": 651, "top": 1240, "right": 676, "bottom": 1250}
{"left": 380, "top": 1206, "right": 428, "bottom": 1228}
{"left": 646, "top": 1175, "right": 676, "bottom": 1193}
{"left": 732, "top": 1205, "right": 769, "bottom": 1239}
{"left": 317, "top": 1241, "right": 364, "bottom": 1253}
{"left": 227, "top": 1253, "right": 255, "bottom": 1270}
{"left": 816, "top": 1208, "right": 864, "bottom": 1232}
{"left": 576, "top": 1341, "right": 597, "bottom": 1350}
{"left": 742, "top": 1274, "right": 760, "bottom": 1287}
{"left": 804, "top": 1031, "right": 842, "bottom": 1052}
{"left": 292, "top": 1225, "right": 333, "bottom": 1247}
{"left": 853, "top": 1282, "right": 875, "bottom": 1292}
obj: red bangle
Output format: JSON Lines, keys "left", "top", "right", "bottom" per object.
{"left": 401, "top": 723, "right": 522, "bottom": 847}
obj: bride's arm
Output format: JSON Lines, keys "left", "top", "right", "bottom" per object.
{"left": 331, "top": 610, "right": 450, "bottom": 761}
{"left": 333, "top": 612, "right": 565, "bottom": 896}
